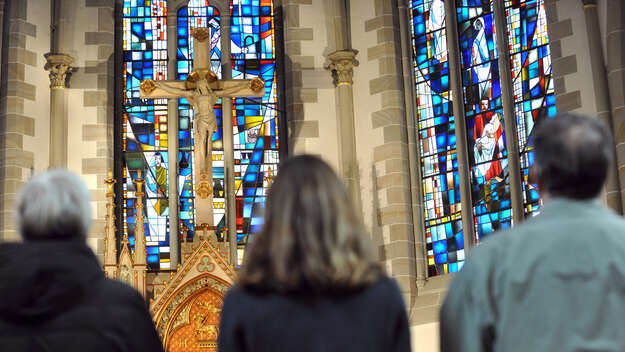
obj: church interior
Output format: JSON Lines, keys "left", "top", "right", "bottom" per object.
{"left": 0, "top": 0, "right": 624, "bottom": 351}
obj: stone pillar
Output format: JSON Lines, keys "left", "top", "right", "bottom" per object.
{"left": 220, "top": 12, "right": 238, "bottom": 265}
{"left": 327, "top": 49, "right": 363, "bottom": 212}
{"left": 445, "top": 0, "right": 475, "bottom": 249}
{"left": 44, "top": 53, "right": 73, "bottom": 168}
{"left": 397, "top": 0, "right": 427, "bottom": 287}
{"left": 493, "top": 0, "right": 524, "bottom": 223}
{"left": 166, "top": 8, "right": 180, "bottom": 269}
{"left": 583, "top": 0, "right": 624, "bottom": 213}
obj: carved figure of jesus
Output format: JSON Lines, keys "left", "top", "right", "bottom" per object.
{"left": 153, "top": 76, "right": 248, "bottom": 173}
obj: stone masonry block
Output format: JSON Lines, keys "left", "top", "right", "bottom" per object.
{"left": 85, "top": 32, "right": 114, "bottom": 45}
{"left": 6, "top": 62, "right": 24, "bottom": 81}
{"left": 3, "top": 148, "right": 34, "bottom": 169}
{"left": 367, "top": 42, "right": 395, "bottom": 61}
{"left": 555, "top": 90, "right": 582, "bottom": 112}
{"left": 374, "top": 0, "right": 395, "bottom": 17}
{"left": 83, "top": 90, "right": 109, "bottom": 107}
{"left": 98, "top": 8, "right": 114, "bottom": 32}
{"left": 378, "top": 204, "right": 412, "bottom": 225}
{"left": 291, "top": 120, "right": 319, "bottom": 138}
{"left": 365, "top": 15, "right": 394, "bottom": 32}
{"left": 371, "top": 108, "right": 405, "bottom": 128}
{"left": 377, "top": 27, "right": 396, "bottom": 43}
{"left": 378, "top": 56, "right": 402, "bottom": 76}
{"left": 369, "top": 75, "right": 400, "bottom": 95}
{"left": 8, "top": 48, "right": 36, "bottom": 66}
{"left": 86, "top": 0, "right": 114, "bottom": 7}
{"left": 552, "top": 55, "right": 577, "bottom": 77}
{"left": 285, "top": 28, "right": 313, "bottom": 41}
{"left": 377, "top": 173, "right": 406, "bottom": 190}
{"left": 83, "top": 124, "right": 110, "bottom": 141}
{"left": 293, "top": 88, "right": 318, "bottom": 103}
{"left": 391, "top": 257, "right": 416, "bottom": 277}
{"left": 10, "top": 19, "right": 36, "bottom": 37}
{"left": 82, "top": 158, "right": 109, "bottom": 175}
{"left": 383, "top": 124, "right": 406, "bottom": 143}
{"left": 283, "top": 4, "right": 300, "bottom": 28}
{"left": 554, "top": 77, "right": 566, "bottom": 95}
{"left": 374, "top": 142, "right": 406, "bottom": 162}
{"left": 550, "top": 40, "right": 562, "bottom": 59}
{"left": 6, "top": 81, "right": 36, "bottom": 101}
{"left": 548, "top": 19, "right": 573, "bottom": 41}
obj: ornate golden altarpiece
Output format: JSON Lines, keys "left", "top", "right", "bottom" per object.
{"left": 102, "top": 172, "right": 236, "bottom": 351}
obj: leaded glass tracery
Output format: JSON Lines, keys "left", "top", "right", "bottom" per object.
{"left": 505, "top": 0, "right": 556, "bottom": 216}
{"left": 411, "top": 0, "right": 465, "bottom": 276}
{"left": 122, "top": 0, "right": 171, "bottom": 270}
{"left": 410, "top": 0, "right": 556, "bottom": 275}
{"left": 120, "top": 0, "right": 281, "bottom": 270}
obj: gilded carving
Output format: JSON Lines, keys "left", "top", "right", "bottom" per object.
{"left": 192, "top": 27, "right": 211, "bottom": 42}
{"left": 140, "top": 78, "right": 157, "bottom": 94}
{"left": 327, "top": 50, "right": 359, "bottom": 86}
{"left": 44, "top": 53, "right": 74, "bottom": 89}
{"left": 249, "top": 77, "right": 265, "bottom": 93}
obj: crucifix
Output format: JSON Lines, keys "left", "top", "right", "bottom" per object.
{"left": 139, "top": 27, "right": 265, "bottom": 236}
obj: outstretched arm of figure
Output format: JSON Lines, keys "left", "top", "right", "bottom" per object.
{"left": 154, "top": 81, "right": 194, "bottom": 97}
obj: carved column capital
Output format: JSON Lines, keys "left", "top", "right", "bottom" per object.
{"left": 327, "top": 49, "right": 359, "bottom": 87}
{"left": 582, "top": 0, "right": 597, "bottom": 7}
{"left": 44, "top": 53, "right": 74, "bottom": 89}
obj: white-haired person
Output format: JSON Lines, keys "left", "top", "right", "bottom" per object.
{"left": 0, "top": 170, "right": 163, "bottom": 352}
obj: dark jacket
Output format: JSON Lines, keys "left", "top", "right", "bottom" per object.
{"left": 218, "top": 276, "right": 411, "bottom": 352}
{"left": 0, "top": 241, "right": 164, "bottom": 352}
{"left": 441, "top": 198, "right": 625, "bottom": 352}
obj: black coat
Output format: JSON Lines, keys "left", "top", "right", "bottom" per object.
{"left": 0, "top": 241, "right": 164, "bottom": 352}
{"left": 218, "top": 276, "right": 411, "bottom": 352}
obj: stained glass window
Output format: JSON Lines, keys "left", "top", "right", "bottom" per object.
{"left": 410, "top": 0, "right": 556, "bottom": 275}
{"left": 456, "top": 0, "right": 512, "bottom": 243}
{"left": 120, "top": 0, "right": 281, "bottom": 270}
{"left": 411, "top": 0, "right": 465, "bottom": 276}
{"left": 122, "top": 0, "right": 171, "bottom": 270}
{"left": 231, "top": 0, "right": 280, "bottom": 262}
{"left": 505, "top": 0, "right": 556, "bottom": 216}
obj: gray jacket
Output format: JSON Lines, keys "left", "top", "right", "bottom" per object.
{"left": 441, "top": 198, "right": 625, "bottom": 352}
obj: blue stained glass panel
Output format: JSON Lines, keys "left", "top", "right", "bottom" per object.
{"left": 122, "top": 0, "right": 171, "bottom": 270}
{"left": 456, "top": 0, "right": 513, "bottom": 242}
{"left": 505, "top": 0, "right": 556, "bottom": 216}
{"left": 411, "top": 0, "right": 464, "bottom": 276}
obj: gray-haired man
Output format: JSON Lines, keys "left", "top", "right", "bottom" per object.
{"left": 441, "top": 113, "right": 625, "bottom": 351}
{"left": 0, "top": 170, "right": 164, "bottom": 352}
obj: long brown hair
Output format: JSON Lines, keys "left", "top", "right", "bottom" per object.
{"left": 237, "top": 155, "right": 384, "bottom": 293}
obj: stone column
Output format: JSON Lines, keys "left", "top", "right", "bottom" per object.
{"left": 166, "top": 8, "right": 180, "bottom": 269}
{"left": 397, "top": 0, "right": 427, "bottom": 287}
{"left": 445, "top": 0, "right": 475, "bottom": 249}
{"left": 327, "top": 49, "right": 363, "bottom": 212}
{"left": 220, "top": 12, "right": 238, "bottom": 265}
{"left": 583, "top": 0, "right": 623, "bottom": 213}
{"left": 45, "top": 0, "right": 76, "bottom": 168}
{"left": 44, "top": 53, "right": 73, "bottom": 168}
{"left": 493, "top": 0, "right": 524, "bottom": 223}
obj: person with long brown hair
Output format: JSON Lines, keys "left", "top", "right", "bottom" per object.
{"left": 218, "top": 155, "right": 410, "bottom": 352}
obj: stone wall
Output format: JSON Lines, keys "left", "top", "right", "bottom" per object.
{"left": 0, "top": 0, "right": 51, "bottom": 241}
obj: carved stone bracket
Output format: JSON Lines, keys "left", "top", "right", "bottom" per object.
{"left": 327, "top": 49, "right": 359, "bottom": 87}
{"left": 44, "top": 53, "right": 74, "bottom": 89}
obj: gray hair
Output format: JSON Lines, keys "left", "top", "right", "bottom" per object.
{"left": 14, "top": 169, "right": 92, "bottom": 241}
